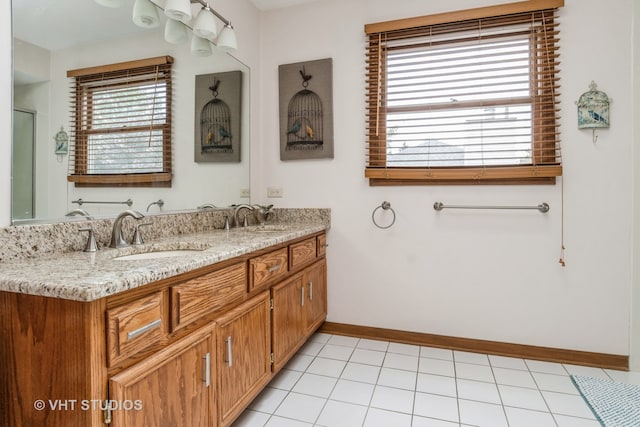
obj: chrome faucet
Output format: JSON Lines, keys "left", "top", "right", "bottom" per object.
{"left": 197, "top": 203, "right": 217, "bottom": 210}
{"left": 66, "top": 209, "right": 93, "bottom": 219}
{"left": 110, "top": 210, "right": 145, "bottom": 248}
{"left": 146, "top": 199, "right": 164, "bottom": 212}
{"left": 233, "top": 204, "right": 254, "bottom": 228}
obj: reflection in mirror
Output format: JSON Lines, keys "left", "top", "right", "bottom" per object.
{"left": 11, "top": 0, "right": 250, "bottom": 224}
{"left": 12, "top": 109, "right": 35, "bottom": 220}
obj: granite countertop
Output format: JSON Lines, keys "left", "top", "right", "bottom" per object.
{"left": 0, "top": 223, "right": 327, "bottom": 302}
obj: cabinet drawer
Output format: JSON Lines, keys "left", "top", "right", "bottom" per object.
{"left": 289, "top": 237, "right": 317, "bottom": 270}
{"left": 249, "top": 248, "right": 288, "bottom": 291}
{"left": 107, "top": 291, "right": 166, "bottom": 367}
{"left": 317, "top": 234, "right": 326, "bottom": 257}
{"left": 171, "top": 262, "right": 247, "bottom": 331}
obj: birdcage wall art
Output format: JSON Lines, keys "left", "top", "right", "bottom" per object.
{"left": 279, "top": 58, "right": 334, "bottom": 160}
{"left": 194, "top": 70, "right": 242, "bottom": 162}
{"left": 576, "top": 80, "right": 611, "bottom": 143}
{"left": 201, "top": 93, "right": 232, "bottom": 152}
{"left": 287, "top": 88, "right": 323, "bottom": 146}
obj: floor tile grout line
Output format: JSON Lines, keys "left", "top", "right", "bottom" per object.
{"left": 237, "top": 333, "right": 613, "bottom": 427}
{"left": 275, "top": 340, "right": 326, "bottom": 426}
{"left": 527, "top": 359, "right": 562, "bottom": 427}
{"left": 452, "top": 349, "right": 463, "bottom": 426}
{"left": 488, "top": 354, "right": 513, "bottom": 427}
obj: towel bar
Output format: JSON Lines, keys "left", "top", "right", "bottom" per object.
{"left": 433, "top": 202, "right": 549, "bottom": 213}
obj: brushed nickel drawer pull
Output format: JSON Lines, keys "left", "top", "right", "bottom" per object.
{"left": 301, "top": 286, "right": 305, "bottom": 307}
{"left": 202, "top": 352, "right": 211, "bottom": 387}
{"left": 127, "top": 318, "right": 161, "bottom": 341}
{"left": 226, "top": 336, "right": 233, "bottom": 367}
{"left": 309, "top": 281, "right": 313, "bottom": 301}
{"left": 268, "top": 264, "right": 282, "bottom": 273}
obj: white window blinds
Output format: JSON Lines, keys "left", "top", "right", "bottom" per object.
{"left": 67, "top": 56, "right": 173, "bottom": 187}
{"left": 365, "top": 1, "right": 563, "bottom": 184}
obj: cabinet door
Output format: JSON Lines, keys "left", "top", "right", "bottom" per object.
{"left": 109, "top": 323, "right": 216, "bottom": 427}
{"left": 216, "top": 291, "right": 271, "bottom": 427}
{"left": 304, "top": 259, "right": 327, "bottom": 334}
{"left": 271, "top": 273, "right": 307, "bottom": 372}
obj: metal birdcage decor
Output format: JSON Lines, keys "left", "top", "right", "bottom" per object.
{"left": 200, "top": 79, "right": 232, "bottom": 153}
{"left": 577, "top": 81, "right": 610, "bottom": 130}
{"left": 286, "top": 67, "right": 323, "bottom": 147}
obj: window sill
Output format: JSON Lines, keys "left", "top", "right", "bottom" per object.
{"left": 365, "top": 165, "right": 561, "bottom": 186}
{"left": 68, "top": 172, "right": 172, "bottom": 188}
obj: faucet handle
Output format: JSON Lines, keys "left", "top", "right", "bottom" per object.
{"left": 223, "top": 215, "right": 230, "bottom": 231}
{"left": 131, "top": 222, "right": 153, "bottom": 245}
{"left": 79, "top": 227, "right": 99, "bottom": 252}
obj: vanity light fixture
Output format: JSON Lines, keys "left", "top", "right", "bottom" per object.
{"left": 95, "top": 0, "right": 125, "bottom": 8}
{"left": 216, "top": 22, "right": 238, "bottom": 51}
{"left": 164, "top": 0, "right": 192, "bottom": 22}
{"left": 193, "top": 4, "right": 218, "bottom": 40}
{"left": 95, "top": 0, "right": 237, "bottom": 55}
{"left": 132, "top": 0, "right": 160, "bottom": 28}
{"left": 191, "top": 35, "right": 213, "bottom": 56}
{"left": 164, "top": 18, "right": 189, "bottom": 44}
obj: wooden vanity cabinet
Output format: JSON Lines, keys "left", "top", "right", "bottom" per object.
{"left": 249, "top": 248, "right": 288, "bottom": 292}
{"left": 304, "top": 259, "right": 327, "bottom": 333}
{"left": 170, "top": 262, "right": 247, "bottom": 332}
{"left": 106, "top": 291, "right": 168, "bottom": 368}
{"left": 109, "top": 323, "right": 216, "bottom": 427}
{"left": 0, "top": 293, "right": 108, "bottom": 427}
{"left": 215, "top": 291, "right": 271, "bottom": 427}
{"left": 271, "top": 273, "right": 308, "bottom": 372}
{"left": 0, "top": 231, "right": 327, "bottom": 427}
{"left": 272, "top": 258, "right": 327, "bottom": 372}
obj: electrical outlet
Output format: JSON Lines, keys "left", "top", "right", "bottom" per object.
{"left": 240, "top": 188, "right": 250, "bottom": 198}
{"left": 267, "top": 187, "right": 284, "bottom": 198}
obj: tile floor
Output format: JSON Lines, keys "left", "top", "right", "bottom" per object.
{"left": 232, "top": 333, "right": 640, "bottom": 427}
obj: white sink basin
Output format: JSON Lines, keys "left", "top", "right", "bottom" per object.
{"left": 114, "top": 249, "right": 205, "bottom": 261}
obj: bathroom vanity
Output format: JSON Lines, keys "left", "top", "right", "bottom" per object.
{"left": 0, "top": 216, "right": 328, "bottom": 427}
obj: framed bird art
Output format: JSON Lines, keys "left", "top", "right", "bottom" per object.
{"left": 194, "top": 70, "right": 242, "bottom": 162}
{"left": 278, "top": 58, "right": 334, "bottom": 160}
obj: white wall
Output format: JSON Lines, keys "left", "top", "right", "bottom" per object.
{"left": 0, "top": 1, "right": 11, "bottom": 227}
{"left": 631, "top": 1, "right": 640, "bottom": 369}
{"left": 256, "top": 0, "right": 634, "bottom": 355}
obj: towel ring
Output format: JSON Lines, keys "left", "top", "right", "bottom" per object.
{"left": 372, "top": 201, "right": 396, "bottom": 229}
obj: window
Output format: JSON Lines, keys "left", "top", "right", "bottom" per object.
{"left": 67, "top": 56, "right": 173, "bottom": 187}
{"left": 365, "top": 0, "right": 563, "bottom": 185}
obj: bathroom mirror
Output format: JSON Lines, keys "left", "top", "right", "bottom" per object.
{"left": 11, "top": 0, "right": 250, "bottom": 224}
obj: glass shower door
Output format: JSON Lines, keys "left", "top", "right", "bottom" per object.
{"left": 12, "top": 109, "right": 35, "bottom": 220}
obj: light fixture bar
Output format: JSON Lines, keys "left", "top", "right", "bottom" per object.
{"left": 190, "top": 0, "right": 230, "bottom": 26}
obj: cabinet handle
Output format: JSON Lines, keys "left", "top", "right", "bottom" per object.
{"left": 226, "top": 336, "right": 233, "bottom": 367}
{"left": 202, "top": 352, "right": 211, "bottom": 387}
{"left": 301, "top": 286, "right": 305, "bottom": 307}
{"left": 127, "top": 319, "right": 161, "bottom": 341}
{"left": 268, "top": 264, "right": 282, "bottom": 273}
